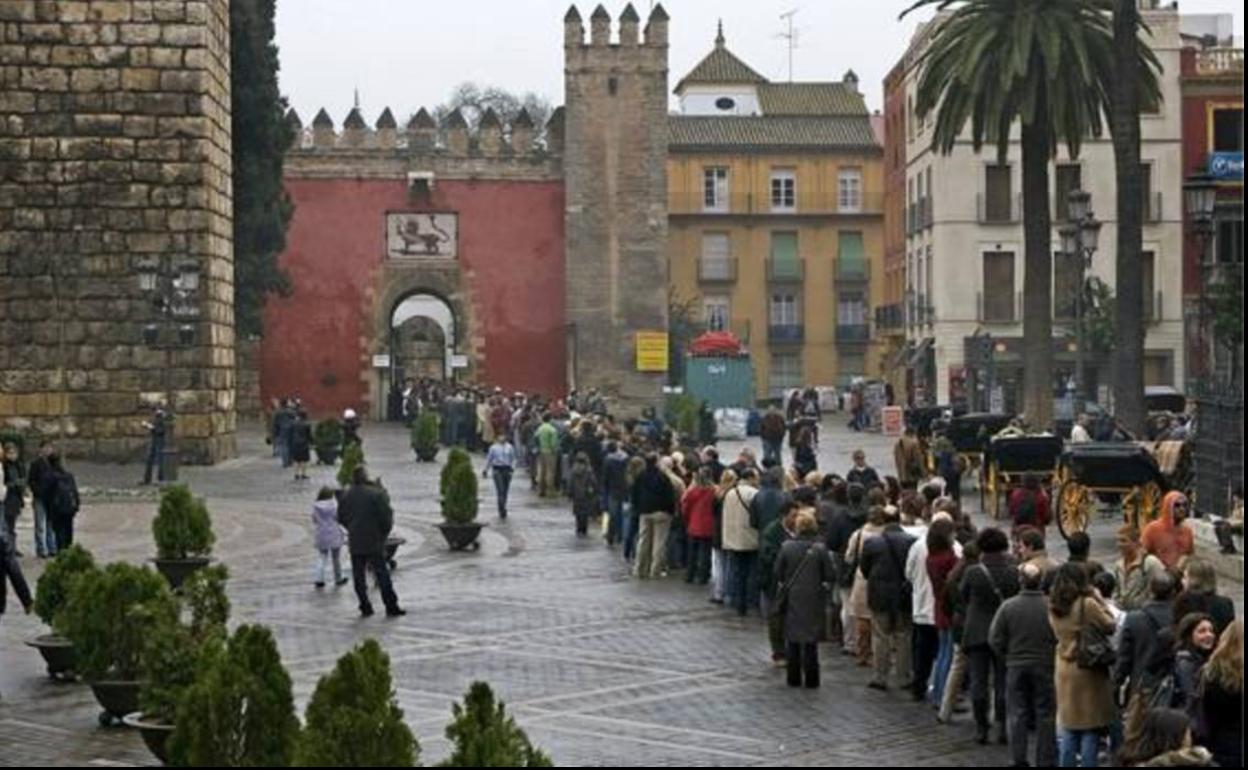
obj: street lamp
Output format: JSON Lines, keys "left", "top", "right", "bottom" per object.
{"left": 137, "top": 256, "right": 201, "bottom": 482}
{"left": 1061, "top": 189, "right": 1101, "bottom": 410}
{"left": 1184, "top": 173, "right": 1219, "bottom": 381}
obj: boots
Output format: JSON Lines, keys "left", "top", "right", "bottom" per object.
{"left": 972, "top": 700, "right": 990, "bottom": 745}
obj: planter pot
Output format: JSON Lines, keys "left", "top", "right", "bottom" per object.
{"left": 152, "top": 557, "right": 211, "bottom": 590}
{"left": 315, "top": 445, "right": 340, "bottom": 465}
{"left": 437, "top": 522, "right": 486, "bottom": 552}
{"left": 123, "top": 713, "right": 175, "bottom": 765}
{"left": 414, "top": 447, "right": 438, "bottom": 463}
{"left": 384, "top": 536, "right": 406, "bottom": 571}
{"left": 89, "top": 679, "right": 142, "bottom": 727}
{"left": 25, "top": 634, "right": 76, "bottom": 680}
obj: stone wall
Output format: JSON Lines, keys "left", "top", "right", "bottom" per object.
{"left": 563, "top": 4, "right": 670, "bottom": 411}
{"left": 0, "top": 0, "right": 236, "bottom": 463}
{"left": 235, "top": 337, "right": 261, "bottom": 421}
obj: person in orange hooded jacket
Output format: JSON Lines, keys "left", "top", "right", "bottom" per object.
{"left": 1141, "top": 491, "right": 1194, "bottom": 572}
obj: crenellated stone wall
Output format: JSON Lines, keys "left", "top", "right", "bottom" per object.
{"left": 0, "top": 0, "right": 236, "bottom": 464}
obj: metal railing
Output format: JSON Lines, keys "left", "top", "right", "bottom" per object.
{"left": 669, "top": 190, "right": 885, "bottom": 216}
{"left": 767, "top": 257, "right": 806, "bottom": 282}
{"left": 837, "top": 323, "right": 871, "bottom": 343}
{"left": 768, "top": 324, "right": 805, "bottom": 344}
{"left": 697, "top": 256, "right": 738, "bottom": 283}
{"left": 834, "top": 258, "right": 871, "bottom": 282}
{"left": 876, "top": 303, "right": 905, "bottom": 330}
{"left": 977, "top": 192, "right": 1021, "bottom": 224}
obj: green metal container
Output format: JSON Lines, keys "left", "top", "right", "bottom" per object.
{"left": 684, "top": 356, "right": 755, "bottom": 411}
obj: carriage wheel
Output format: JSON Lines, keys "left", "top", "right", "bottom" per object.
{"left": 1057, "top": 480, "right": 1093, "bottom": 540}
{"left": 1132, "top": 482, "right": 1164, "bottom": 531}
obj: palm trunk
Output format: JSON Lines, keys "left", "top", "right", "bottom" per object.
{"left": 1021, "top": 120, "right": 1054, "bottom": 429}
{"left": 1111, "top": 0, "right": 1145, "bottom": 435}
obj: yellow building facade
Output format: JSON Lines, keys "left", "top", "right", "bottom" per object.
{"left": 667, "top": 31, "right": 886, "bottom": 401}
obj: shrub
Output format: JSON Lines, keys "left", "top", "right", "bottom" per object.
{"left": 314, "top": 418, "right": 344, "bottom": 451}
{"left": 168, "top": 624, "right": 300, "bottom": 767}
{"left": 182, "top": 564, "right": 230, "bottom": 639}
{"left": 411, "top": 412, "right": 440, "bottom": 458}
{"left": 664, "top": 393, "right": 700, "bottom": 440}
{"left": 33, "top": 544, "right": 97, "bottom": 627}
{"left": 337, "top": 442, "right": 366, "bottom": 488}
{"left": 294, "top": 639, "right": 419, "bottom": 767}
{"left": 153, "top": 485, "right": 215, "bottom": 560}
{"left": 438, "top": 682, "right": 552, "bottom": 767}
{"left": 55, "top": 562, "right": 177, "bottom": 681}
{"left": 440, "top": 448, "right": 478, "bottom": 525}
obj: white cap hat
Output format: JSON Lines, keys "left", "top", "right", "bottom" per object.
{"left": 343, "top": 408, "right": 357, "bottom": 420}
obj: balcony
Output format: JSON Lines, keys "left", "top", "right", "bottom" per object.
{"left": 977, "top": 291, "right": 1022, "bottom": 324}
{"left": 919, "top": 197, "right": 933, "bottom": 229}
{"left": 768, "top": 324, "right": 805, "bottom": 345}
{"left": 697, "top": 256, "right": 738, "bottom": 283}
{"left": 767, "top": 257, "right": 806, "bottom": 283}
{"left": 1195, "top": 47, "right": 1244, "bottom": 77}
{"left": 876, "top": 303, "right": 905, "bottom": 331}
{"left": 669, "top": 190, "right": 885, "bottom": 216}
{"left": 978, "top": 193, "right": 1021, "bottom": 224}
{"left": 837, "top": 323, "right": 871, "bottom": 344}
{"left": 835, "top": 258, "right": 871, "bottom": 283}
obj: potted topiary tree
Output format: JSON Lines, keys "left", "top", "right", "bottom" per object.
{"left": 294, "top": 639, "right": 419, "bottom": 767}
{"left": 313, "top": 418, "right": 344, "bottom": 465}
{"left": 336, "top": 442, "right": 365, "bottom": 490}
{"left": 151, "top": 485, "right": 215, "bottom": 589}
{"left": 439, "top": 681, "right": 553, "bottom": 767}
{"left": 125, "top": 565, "right": 231, "bottom": 765}
{"left": 411, "top": 411, "right": 440, "bottom": 463}
{"left": 26, "top": 544, "right": 98, "bottom": 679}
{"left": 55, "top": 562, "right": 178, "bottom": 726}
{"left": 167, "top": 624, "right": 300, "bottom": 767}
{"left": 437, "top": 448, "right": 486, "bottom": 551}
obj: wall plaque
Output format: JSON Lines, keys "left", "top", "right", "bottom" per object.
{"left": 387, "top": 212, "right": 458, "bottom": 259}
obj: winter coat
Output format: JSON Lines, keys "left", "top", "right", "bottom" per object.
{"left": 907, "top": 535, "right": 962, "bottom": 626}
{"left": 775, "top": 536, "right": 836, "bottom": 644}
{"left": 825, "top": 504, "right": 867, "bottom": 556}
{"left": 3, "top": 459, "right": 25, "bottom": 514}
{"left": 959, "top": 551, "right": 1020, "bottom": 649}
{"left": 927, "top": 549, "right": 960, "bottom": 631}
{"left": 1193, "top": 675, "right": 1242, "bottom": 768}
{"left": 337, "top": 483, "right": 394, "bottom": 557}
{"left": 846, "top": 465, "right": 880, "bottom": 488}
{"left": 1173, "top": 647, "right": 1207, "bottom": 711}
{"left": 570, "top": 464, "right": 599, "bottom": 519}
{"left": 794, "top": 443, "right": 817, "bottom": 479}
{"left": 1132, "top": 747, "right": 1216, "bottom": 767}
{"left": 758, "top": 519, "right": 791, "bottom": 600}
{"left": 721, "top": 483, "right": 759, "bottom": 553}
{"left": 0, "top": 542, "right": 33, "bottom": 616}
{"left": 846, "top": 523, "right": 884, "bottom": 619}
{"left": 289, "top": 420, "right": 312, "bottom": 463}
{"left": 749, "top": 478, "right": 790, "bottom": 535}
{"left": 681, "top": 486, "right": 716, "bottom": 540}
{"left": 893, "top": 436, "right": 925, "bottom": 486}
{"left": 312, "top": 498, "right": 346, "bottom": 551}
{"left": 860, "top": 525, "right": 917, "bottom": 618}
{"left": 760, "top": 411, "right": 787, "bottom": 443}
{"left": 1050, "top": 595, "right": 1118, "bottom": 730}
{"left": 603, "top": 450, "right": 631, "bottom": 499}
{"left": 27, "top": 456, "right": 53, "bottom": 507}
{"left": 631, "top": 466, "right": 675, "bottom": 516}
{"left": 1115, "top": 601, "right": 1175, "bottom": 693}
{"left": 1140, "top": 492, "right": 1194, "bottom": 571}
{"left": 1114, "top": 553, "right": 1169, "bottom": 611}
{"left": 989, "top": 589, "right": 1057, "bottom": 668}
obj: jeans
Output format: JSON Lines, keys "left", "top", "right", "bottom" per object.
{"left": 710, "top": 547, "right": 727, "bottom": 601}
{"left": 1007, "top": 664, "right": 1057, "bottom": 767}
{"left": 1058, "top": 728, "right": 1104, "bottom": 768}
{"left": 606, "top": 495, "right": 625, "bottom": 545}
{"left": 911, "top": 622, "right": 940, "bottom": 699}
{"left": 930, "top": 629, "right": 954, "bottom": 706}
{"left": 4, "top": 501, "right": 20, "bottom": 552}
{"left": 492, "top": 467, "right": 513, "bottom": 517}
{"left": 350, "top": 553, "right": 400, "bottom": 614}
{"left": 786, "top": 642, "right": 820, "bottom": 688}
{"left": 315, "top": 548, "right": 343, "bottom": 584}
{"left": 32, "top": 499, "right": 56, "bottom": 557}
{"left": 144, "top": 436, "right": 166, "bottom": 484}
{"left": 686, "top": 538, "right": 711, "bottom": 583}
{"left": 762, "top": 438, "right": 783, "bottom": 466}
{"left": 634, "top": 512, "right": 672, "bottom": 580}
{"left": 728, "top": 550, "right": 758, "bottom": 616}
{"left": 622, "top": 505, "right": 639, "bottom": 562}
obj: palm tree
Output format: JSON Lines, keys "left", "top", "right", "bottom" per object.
{"left": 902, "top": 0, "right": 1118, "bottom": 427}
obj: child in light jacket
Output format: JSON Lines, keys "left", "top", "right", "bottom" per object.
{"left": 312, "top": 487, "right": 348, "bottom": 588}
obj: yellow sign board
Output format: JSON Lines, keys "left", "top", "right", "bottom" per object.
{"left": 635, "top": 331, "right": 669, "bottom": 372}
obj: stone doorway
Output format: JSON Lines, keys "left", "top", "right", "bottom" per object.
{"left": 381, "top": 293, "right": 458, "bottom": 420}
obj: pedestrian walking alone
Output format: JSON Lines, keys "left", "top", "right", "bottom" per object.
{"left": 484, "top": 432, "right": 517, "bottom": 519}
{"left": 337, "top": 466, "right": 405, "bottom": 618}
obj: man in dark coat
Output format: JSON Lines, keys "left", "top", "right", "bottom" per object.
{"left": 338, "top": 466, "right": 405, "bottom": 618}
{"left": 860, "top": 508, "right": 917, "bottom": 691}
{"left": 749, "top": 467, "right": 791, "bottom": 539}
{"left": 1116, "top": 572, "right": 1177, "bottom": 747}
{"left": 140, "top": 404, "right": 170, "bottom": 485}
{"left": 759, "top": 407, "right": 787, "bottom": 467}
{"left": 960, "top": 527, "right": 1020, "bottom": 744}
{"left": 989, "top": 563, "right": 1057, "bottom": 767}
{"left": 27, "top": 441, "right": 55, "bottom": 558}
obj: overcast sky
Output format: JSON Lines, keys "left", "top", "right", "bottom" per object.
{"left": 275, "top": 1, "right": 1243, "bottom": 125}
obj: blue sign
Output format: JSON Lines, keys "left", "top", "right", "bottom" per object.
{"left": 1209, "top": 152, "right": 1244, "bottom": 180}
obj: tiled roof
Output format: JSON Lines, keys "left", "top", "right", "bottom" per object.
{"left": 757, "top": 83, "right": 867, "bottom": 116}
{"left": 668, "top": 115, "right": 880, "bottom": 151}
{"left": 675, "top": 44, "right": 767, "bottom": 93}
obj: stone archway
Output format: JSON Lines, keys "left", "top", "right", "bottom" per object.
{"left": 378, "top": 291, "right": 459, "bottom": 420}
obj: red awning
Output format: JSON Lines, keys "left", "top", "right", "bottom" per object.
{"left": 689, "top": 331, "right": 746, "bottom": 357}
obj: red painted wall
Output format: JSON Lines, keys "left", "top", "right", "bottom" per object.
{"left": 260, "top": 177, "right": 567, "bottom": 417}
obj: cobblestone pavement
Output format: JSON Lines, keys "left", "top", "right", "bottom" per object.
{"left": 1, "top": 418, "right": 1239, "bottom": 766}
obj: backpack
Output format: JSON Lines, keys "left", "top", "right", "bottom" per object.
{"left": 50, "top": 472, "right": 80, "bottom": 520}
{"left": 1014, "top": 490, "right": 1038, "bottom": 527}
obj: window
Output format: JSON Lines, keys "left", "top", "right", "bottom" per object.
{"left": 982, "top": 251, "right": 1015, "bottom": 321}
{"left": 703, "top": 167, "right": 729, "bottom": 212}
{"left": 700, "top": 232, "right": 732, "bottom": 280}
{"left": 838, "top": 352, "right": 866, "bottom": 386}
{"left": 1216, "top": 218, "right": 1244, "bottom": 264}
{"left": 1212, "top": 107, "right": 1244, "bottom": 153}
{"left": 838, "top": 231, "right": 867, "bottom": 279}
{"left": 715, "top": 96, "right": 736, "bottom": 111}
{"left": 1139, "top": 163, "right": 1154, "bottom": 220}
{"left": 1141, "top": 250, "right": 1156, "bottom": 321}
{"left": 924, "top": 167, "right": 933, "bottom": 226}
{"left": 770, "top": 353, "right": 803, "bottom": 398}
{"left": 770, "top": 292, "right": 800, "bottom": 326}
{"left": 1144, "top": 354, "right": 1172, "bottom": 387}
{"left": 704, "top": 296, "right": 730, "bottom": 331}
{"left": 1055, "top": 163, "right": 1081, "bottom": 221}
{"left": 771, "top": 168, "right": 796, "bottom": 212}
{"left": 770, "top": 231, "right": 801, "bottom": 280}
{"left": 838, "top": 168, "right": 862, "bottom": 212}
{"left": 984, "top": 164, "right": 1012, "bottom": 222}
{"left": 1054, "top": 250, "right": 1080, "bottom": 320}
{"left": 838, "top": 292, "right": 867, "bottom": 325}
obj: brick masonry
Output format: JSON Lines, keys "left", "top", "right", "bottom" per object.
{"left": 0, "top": 0, "right": 236, "bottom": 463}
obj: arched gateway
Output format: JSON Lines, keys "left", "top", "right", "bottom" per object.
{"left": 381, "top": 292, "right": 459, "bottom": 420}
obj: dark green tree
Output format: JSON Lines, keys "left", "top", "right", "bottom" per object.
{"left": 439, "top": 682, "right": 552, "bottom": 767}
{"left": 295, "top": 640, "right": 419, "bottom": 767}
{"left": 231, "top": 0, "right": 295, "bottom": 339}
{"left": 440, "top": 448, "right": 479, "bottom": 525}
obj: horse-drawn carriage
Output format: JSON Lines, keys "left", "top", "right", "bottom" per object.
{"left": 929, "top": 413, "right": 1016, "bottom": 499}
{"left": 984, "top": 433, "right": 1064, "bottom": 520}
{"left": 1055, "top": 443, "right": 1170, "bottom": 539}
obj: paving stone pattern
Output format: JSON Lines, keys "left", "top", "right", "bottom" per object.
{"left": 2, "top": 419, "right": 1237, "bottom": 766}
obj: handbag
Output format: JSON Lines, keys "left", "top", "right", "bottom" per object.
{"left": 1075, "top": 597, "right": 1117, "bottom": 671}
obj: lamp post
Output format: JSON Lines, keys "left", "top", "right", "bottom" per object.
{"left": 1183, "top": 173, "right": 1218, "bottom": 382}
{"left": 137, "top": 256, "right": 201, "bottom": 482}
{"left": 1060, "top": 189, "right": 1102, "bottom": 410}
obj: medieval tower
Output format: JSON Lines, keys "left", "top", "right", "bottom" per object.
{"left": 563, "top": 4, "right": 670, "bottom": 407}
